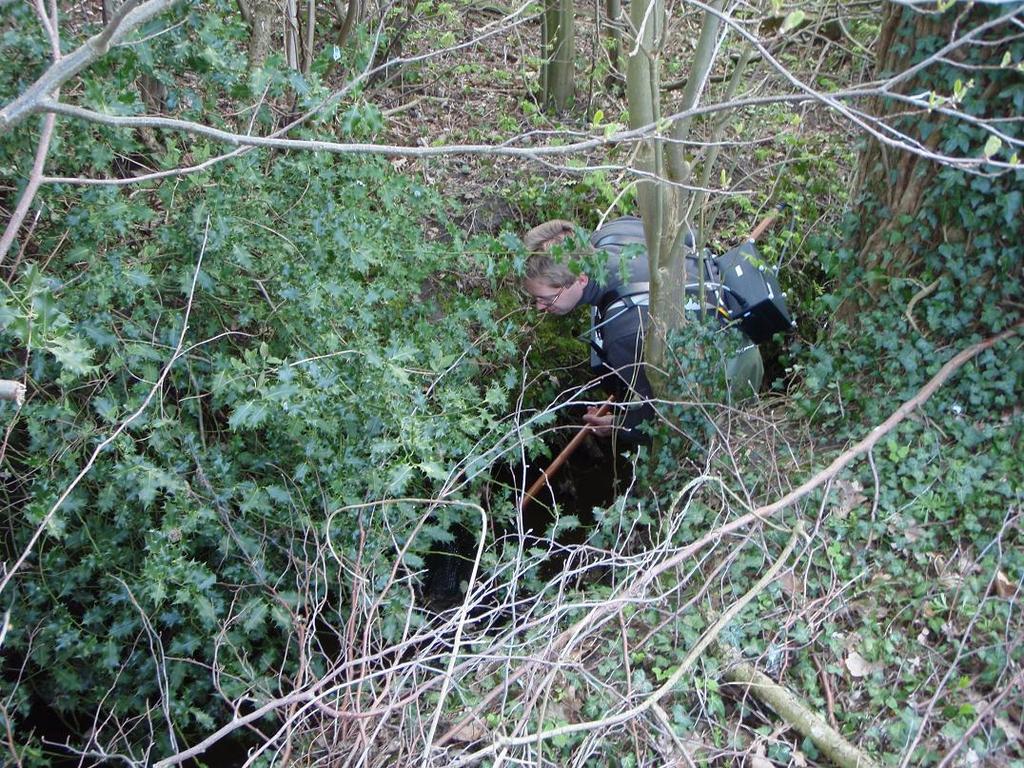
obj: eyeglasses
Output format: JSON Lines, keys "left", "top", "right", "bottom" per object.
{"left": 529, "top": 284, "right": 567, "bottom": 309}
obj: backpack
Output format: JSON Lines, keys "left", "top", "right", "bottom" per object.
{"left": 591, "top": 219, "right": 794, "bottom": 345}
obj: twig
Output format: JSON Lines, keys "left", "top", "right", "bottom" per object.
{"left": 811, "top": 652, "right": 838, "bottom": 730}
{"left": 445, "top": 524, "right": 803, "bottom": 765}
{"left": 904, "top": 278, "right": 939, "bottom": 336}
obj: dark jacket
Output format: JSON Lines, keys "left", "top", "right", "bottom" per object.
{"left": 576, "top": 217, "right": 654, "bottom": 443}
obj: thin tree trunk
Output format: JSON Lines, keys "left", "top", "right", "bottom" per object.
{"left": 687, "top": 44, "right": 753, "bottom": 235}
{"left": 541, "top": 0, "right": 575, "bottom": 113}
{"left": 604, "top": 0, "right": 621, "bottom": 79}
{"left": 626, "top": 0, "right": 727, "bottom": 382}
{"left": 654, "top": 0, "right": 724, "bottom": 330}
{"left": 665, "top": 0, "right": 722, "bottom": 185}
{"left": 247, "top": 0, "right": 276, "bottom": 69}
{"left": 236, "top": 0, "right": 252, "bottom": 26}
{"left": 301, "top": 0, "right": 315, "bottom": 74}
{"left": 333, "top": 0, "right": 361, "bottom": 54}
{"left": 284, "top": 0, "right": 299, "bottom": 71}
{"left": 626, "top": 0, "right": 671, "bottom": 379}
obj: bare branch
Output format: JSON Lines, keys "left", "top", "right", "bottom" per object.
{"left": 36, "top": 85, "right": 1018, "bottom": 173}
{"left": 439, "top": 322, "right": 1024, "bottom": 747}
{"left": 0, "top": 113, "right": 56, "bottom": 265}
{"left": 0, "top": 0, "right": 182, "bottom": 132}
{"left": 446, "top": 524, "right": 803, "bottom": 765}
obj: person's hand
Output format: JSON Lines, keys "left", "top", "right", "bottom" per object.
{"left": 583, "top": 406, "right": 615, "bottom": 437}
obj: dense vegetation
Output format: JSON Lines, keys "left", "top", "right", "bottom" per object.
{"left": 0, "top": 1, "right": 1021, "bottom": 766}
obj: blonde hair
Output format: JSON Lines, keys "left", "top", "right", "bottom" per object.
{"left": 523, "top": 219, "right": 593, "bottom": 287}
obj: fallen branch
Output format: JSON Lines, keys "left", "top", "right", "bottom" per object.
{"left": 720, "top": 644, "right": 881, "bottom": 768}
{"left": 0, "top": 381, "right": 26, "bottom": 406}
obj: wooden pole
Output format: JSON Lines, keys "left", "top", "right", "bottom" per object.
{"left": 747, "top": 204, "right": 784, "bottom": 243}
{"left": 520, "top": 396, "right": 615, "bottom": 514}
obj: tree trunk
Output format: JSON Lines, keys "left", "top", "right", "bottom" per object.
{"left": 845, "top": 2, "right": 1021, "bottom": 330}
{"left": 541, "top": 0, "right": 575, "bottom": 113}
{"left": 603, "top": 0, "right": 621, "bottom": 82}
{"left": 333, "top": 0, "right": 362, "bottom": 54}
{"left": 301, "top": 0, "right": 315, "bottom": 74}
{"left": 849, "top": 3, "right": 946, "bottom": 285}
{"left": 247, "top": 0, "right": 277, "bottom": 69}
{"left": 626, "top": 0, "right": 726, "bottom": 385}
{"left": 284, "top": 0, "right": 300, "bottom": 71}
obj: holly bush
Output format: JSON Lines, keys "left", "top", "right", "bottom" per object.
{"left": 0, "top": 1, "right": 531, "bottom": 758}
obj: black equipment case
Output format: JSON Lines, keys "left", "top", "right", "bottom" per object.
{"left": 716, "top": 241, "right": 794, "bottom": 344}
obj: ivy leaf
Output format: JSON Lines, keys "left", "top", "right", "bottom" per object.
{"left": 1003, "top": 190, "right": 1021, "bottom": 226}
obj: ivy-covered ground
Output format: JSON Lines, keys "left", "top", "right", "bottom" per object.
{"left": 1, "top": 1, "right": 1021, "bottom": 767}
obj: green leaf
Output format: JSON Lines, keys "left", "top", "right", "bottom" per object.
{"left": 242, "top": 600, "right": 268, "bottom": 634}
{"left": 388, "top": 464, "right": 413, "bottom": 494}
{"left": 46, "top": 336, "right": 97, "bottom": 375}
{"left": 228, "top": 400, "right": 269, "bottom": 430}
{"left": 982, "top": 135, "right": 1002, "bottom": 159}
{"left": 418, "top": 461, "right": 448, "bottom": 480}
{"left": 402, "top": 551, "right": 424, "bottom": 569}
{"left": 780, "top": 10, "right": 806, "bottom": 33}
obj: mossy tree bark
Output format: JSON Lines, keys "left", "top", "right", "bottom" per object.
{"left": 848, "top": 4, "right": 946, "bottom": 288}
